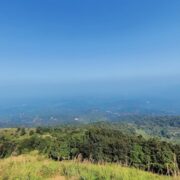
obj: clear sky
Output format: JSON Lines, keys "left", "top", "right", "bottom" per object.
{"left": 0, "top": 0, "right": 180, "bottom": 99}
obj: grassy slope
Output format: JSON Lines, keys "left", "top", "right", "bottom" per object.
{"left": 0, "top": 152, "right": 176, "bottom": 180}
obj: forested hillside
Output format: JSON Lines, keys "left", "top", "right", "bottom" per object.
{"left": 114, "top": 115, "right": 180, "bottom": 143}
{"left": 0, "top": 123, "right": 179, "bottom": 176}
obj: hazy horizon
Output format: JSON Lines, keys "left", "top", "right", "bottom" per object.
{"left": 0, "top": 0, "right": 180, "bottom": 101}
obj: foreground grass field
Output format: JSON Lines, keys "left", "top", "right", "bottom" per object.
{"left": 0, "top": 152, "right": 178, "bottom": 180}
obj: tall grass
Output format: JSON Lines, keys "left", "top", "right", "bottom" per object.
{"left": 0, "top": 152, "right": 177, "bottom": 180}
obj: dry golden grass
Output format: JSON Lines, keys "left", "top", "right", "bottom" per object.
{"left": 0, "top": 152, "right": 178, "bottom": 180}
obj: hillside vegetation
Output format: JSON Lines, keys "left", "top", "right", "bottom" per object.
{"left": 0, "top": 123, "right": 180, "bottom": 177}
{"left": 0, "top": 152, "right": 175, "bottom": 180}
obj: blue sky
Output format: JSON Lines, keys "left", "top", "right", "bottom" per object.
{"left": 0, "top": 0, "right": 180, "bottom": 98}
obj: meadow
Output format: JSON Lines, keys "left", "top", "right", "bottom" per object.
{"left": 0, "top": 151, "right": 177, "bottom": 180}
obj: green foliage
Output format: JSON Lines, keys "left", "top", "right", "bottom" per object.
{"left": 29, "top": 130, "right": 34, "bottom": 136}
{"left": 0, "top": 123, "right": 179, "bottom": 176}
{"left": 20, "top": 128, "right": 26, "bottom": 136}
{"left": 130, "top": 144, "right": 145, "bottom": 167}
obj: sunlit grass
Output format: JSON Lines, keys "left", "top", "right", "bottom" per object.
{"left": 0, "top": 152, "right": 177, "bottom": 180}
